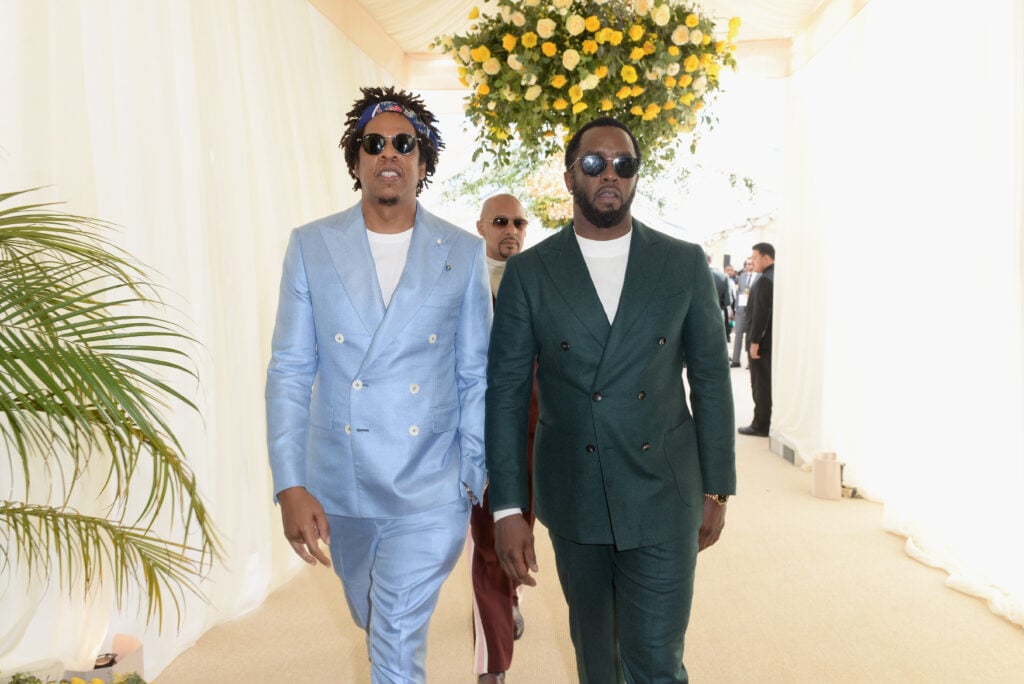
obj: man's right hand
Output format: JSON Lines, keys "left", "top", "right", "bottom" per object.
{"left": 278, "top": 486, "right": 332, "bottom": 567}
{"left": 495, "top": 514, "right": 538, "bottom": 587}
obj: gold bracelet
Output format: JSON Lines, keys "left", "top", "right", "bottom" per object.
{"left": 704, "top": 493, "right": 729, "bottom": 505}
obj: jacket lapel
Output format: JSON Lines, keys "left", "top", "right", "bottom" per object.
{"left": 538, "top": 225, "right": 611, "bottom": 345}
{"left": 602, "top": 221, "right": 668, "bottom": 356}
{"left": 320, "top": 206, "right": 386, "bottom": 335}
{"left": 359, "top": 208, "right": 450, "bottom": 372}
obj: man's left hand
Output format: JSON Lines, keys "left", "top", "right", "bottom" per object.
{"left": 698, "top": 497, "right": 727, "bottom": 551}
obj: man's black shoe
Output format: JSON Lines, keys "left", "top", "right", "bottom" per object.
{"left": 738, "top": 426, "right": 769, "bottom": 437}
{"left": 730, "top": 361, "right": 741, "bottom": 368}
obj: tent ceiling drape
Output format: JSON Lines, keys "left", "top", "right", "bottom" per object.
{"left": 313, "top": 0, "right": 829, "bottom": 85}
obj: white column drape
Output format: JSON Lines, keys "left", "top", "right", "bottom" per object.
{"left": 0, "top": 0, "right": 393, "bottom": 677}
{"left": 774, "top": 0, "right": 1024, "bottom": 628}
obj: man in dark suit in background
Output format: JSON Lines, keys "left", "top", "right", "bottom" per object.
{"left": 709, "top": 254, "right": 732, "bottom": 344}
{"left": 738, "top": 243, "right": 775, "bottom": 437}
{"left": 485, "top": 116, "right": 736, "bottom": 682}
{"left": 730, "top": 258, "right": 758, "bottom": 367}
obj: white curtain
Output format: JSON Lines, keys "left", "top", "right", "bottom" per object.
{"left": 0, "top": 0, "right": 395, "bottom": 677}
{"left": 774, "top": 0, "right": 1024, "bottom": 627}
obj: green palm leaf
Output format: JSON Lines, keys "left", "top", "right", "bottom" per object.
{"left": 0, "top": 188, "right": 219, "bottom": 628}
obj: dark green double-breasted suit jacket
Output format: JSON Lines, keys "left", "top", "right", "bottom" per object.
{"left": 485, "top": 219, "right": 736, "bottom": 550}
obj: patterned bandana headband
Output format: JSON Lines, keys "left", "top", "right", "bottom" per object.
{"left": 357, "top": 101, "right": 438, "bottom": 148}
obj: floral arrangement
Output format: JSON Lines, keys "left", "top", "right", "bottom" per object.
{"left": 5, "top": 672, "right": 146, "bottom": 684}
{"left": 433, "top": 0, "right": 740, "bottom": 172}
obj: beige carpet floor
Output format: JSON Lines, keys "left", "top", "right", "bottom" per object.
{"left": 156, "top": 369, "right": 1024, "bottom": 683}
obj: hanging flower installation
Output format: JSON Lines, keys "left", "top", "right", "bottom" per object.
{"left": 433, "top": 0, "right": 740, "bottom": 173}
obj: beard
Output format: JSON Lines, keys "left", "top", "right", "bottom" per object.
{"left": 575, "top": 184, "right": 636, "bottom": 229}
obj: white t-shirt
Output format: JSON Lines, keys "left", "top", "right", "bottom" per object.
{"left": 366, "top": 227, "right": 413, "bottom": 307}
{"left": 575, "top": 229, "right": 632, "bottom": 324}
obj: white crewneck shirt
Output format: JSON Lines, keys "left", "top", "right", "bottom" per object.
{"left": 366, "top": 227, "right": 413, "bottom": 306}
{"left": 575, "top": 229, "right": 632, "bottom": 324}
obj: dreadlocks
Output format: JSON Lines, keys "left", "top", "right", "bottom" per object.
{"left": 339, "top": 86, "right": 445, "bottom": 196}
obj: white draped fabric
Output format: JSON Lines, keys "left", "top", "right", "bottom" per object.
{"left": 1, "top": 0, "right": 1023, "bottom": 679}
{"left": 774, "top": 0, "right": 1024, "bottom": 628}
{"left": 0, "top": 0, "right": 394, "bottom": 677}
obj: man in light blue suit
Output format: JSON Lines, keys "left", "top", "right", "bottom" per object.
{"left": 266, "top": 86, "right": 491, "bottom": 683}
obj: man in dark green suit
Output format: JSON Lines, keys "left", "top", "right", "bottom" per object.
{"left": 485, "top": 117, "right": 736, "bottom": 683}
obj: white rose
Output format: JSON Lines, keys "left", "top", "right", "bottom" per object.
{"left": 566, "top": 14, "right": 586, "bottom": 36}
{"left": 507, "top": 54, "right": 523, "bottom": 71}
{"left": 693, "top": 75, "right": 707, "bottom": 94}
{"left": 488, "top": 101, "right": 497, "bottom": 110}
{"left": 667, "top": 62, "right": 681, "bottom": 76}
{"left": 671, "top": 26, "right": 689, "bottom": 45}
{"left": 503, "top": 87, "right": 518, "bottom": 101}
{"left": 652, "top": 5, "right": 671, "bottom": 26}
{"left": 511, "top": 11, "right": 526, "bottom": 27}
{"left": 525, "top": 84, "right": 543, "bottom": 101}
{"left": 633, "top": 0, "right": 651, "bottom": 16}
{"left": 474, "top": 68, "right": 487, "bottom": 83}
{"left": 500, "top": 5, "right": 511, "bottom": 22}
{"left": 522, "top": 72, "right": 538, "bottom": 86}
{"left": 580, "top": 74, "right": 600, "bottom": 90}
{"left": 690, "top": 29, "right": 703, "bottom": 45}
{"left": 483, "top": 57, "right": 501, "bottom": 75}
{"left": 458, "top": 45, "right": 472, "bottom": 63}
{"left": 562, "top": 48, "right": 581, "bottom": 71}
{"left": 537, "top": 18, "right": 556, "bottom": 39}
{"left": 553, "top": 0, "right": 572, "bottom": 8}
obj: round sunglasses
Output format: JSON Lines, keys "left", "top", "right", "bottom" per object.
{"left": 358, "top": 132, "right": 419, "bottom": 155}
{"left": 570, "top": 154, "right": 641, "bottom": 179}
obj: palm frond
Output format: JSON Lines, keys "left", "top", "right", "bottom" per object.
{"left": 0, "top": 188, "right": 219, "bottom": 628}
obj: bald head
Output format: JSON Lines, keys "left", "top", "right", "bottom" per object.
{"left": 477, "top": 194, "right": 528, "bottom": 261}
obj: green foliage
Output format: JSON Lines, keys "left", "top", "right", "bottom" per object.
{"left": 0, "top": 188, "right": 219, "bottom": 629}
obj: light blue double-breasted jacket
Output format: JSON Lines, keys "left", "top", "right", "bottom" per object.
{"left": 266, "top": 202, "right": 491, "bottom": 518}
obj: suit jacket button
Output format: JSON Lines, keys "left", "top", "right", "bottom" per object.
{"left": 641, "top": 441, "right": 651, "bottom": 451}
{"left": 657, "top": 337, "right": 666, "bottom": 345}
{"left": 586, "top": 444, "right": 596, "bottom": 453}
{"left": 560, "top": 341, "right": 570, "bottom": 350}
{"left": 592, "top": 392, "right": 602, "bottom": 401}
{"left": 637, "top": 390, "right": 646, "bottom": 399}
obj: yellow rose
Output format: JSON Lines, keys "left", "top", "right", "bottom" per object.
{"left": 553, "top": 97, "right": 568, "bottom": 110}
{"left": 668, "top": 44, "right": 681, "bottom": 55}
{"left": 630, "top": 85, "right": 644, "bottom": 96}
{"left": 551, "top": 74, "right": 568, "bottom": 88}
{"left": 541, "top": 41, "right": 558, "bottom": 57}
{"left": 729, "top": 16, "right": 742, "bottom": 32}
{"left": 629, "top": 47, "right": 645, "bottom": 61}
{"left": 663, "top": 99, "right": 676, "bottom": 110}
{"left": 664, "top": 76, "right": 677, "bottom": 87}
{"left": 477, "top": 83, "right": 491, "bottom": 95}
{"left": 583, "top": 39, "right": 598, "bottom": 54}
{"left": 616, "top": 86, "right": 632, "bottom": 99}
{"left": 643, "top": 103, "right": 661, "bottom": 119}
{"left": 694, "top": 100, "right": 704, "bottom": 111}
{"left": 609, "top": 30, "right": 624, "bottom": 46}
{"left": 703, "top": 34, "right": 712, "bottom": 46}
{"left": 708, "top": 62, "right": 721, "bottom": 78}
{"left": 572, "top": 101, "right": 588, "bottom": 114}
{"left": 679, "top": 92, "right": 695, "bottom": 105}
{"left": 715, "top": 40, "right": 725, "bottom": 54}
{"left": 595, "top": 27, "right": 612, "bottom": 44}
{"left": 458, "top": 69, "right": 469, "bottom": 88}
{"left": 642, "top": 40, "right": 655, "bottom": 55}
{"left": 620, "top": 65, "right": 638, "bottom": 83}
{"left": 566, "top": 14, "right": 586, "bottom": 36}
{"left": 600, "top": 98, "right": 613, "bottom": 111}
{"left": 630, "top": 105, "right": 644, "bottom": 116}
{"left": 521, "top": 32, "right": 538, "bottom": 48}
{"left": 677, "top": 74, "right": 693, "bottom": 87}
{"left": 628, "top": 24, "right": 645, "bottom": 42}
{"left": 537, "top": 18, "right": 557, "bottom": 39}
{"left": 585, "top": 16, "right": 601, "bottom": 32}
{"left": 594, "top": 65, "right": 608, "bottom": 78}
{"left": 562, "top": 48, "right": 581, "bottom": 70}
{"left": 502, "top": 34, "right": 518, "bottom": 51}
{"left": 70, "top": 678, "right": 87, "bottom": 684}
{"left": 683, "top": 54, "right": 700, "bottom": 72}
{"left": 701, "top": 53, "right": 713, "bottom": 67}
{"left": 90, "top": 679, "right": 105, "bottom": 684}
{"left": 668, "top": 115, "right": 678, "bottom": 126}
{"left": 569, "top": 84, "right": 584, "bottom": 102}
{"left": 468, "top": 6, "right": 480, "bottom": 19}
{"left": 470, "top": 45, "right": 491, "bottom": 63}
{"left": 685, "top": 13, "right": 699, "bottom": 28}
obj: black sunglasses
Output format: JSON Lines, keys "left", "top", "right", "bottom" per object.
{"left": 491, "top": 216, "right": 528, "bottom": 229}
{"left": 570, "top": 154, "right": 641, "bottom": 179}
{"left": 359, "top": 133, "right": 419, "bottom": 155}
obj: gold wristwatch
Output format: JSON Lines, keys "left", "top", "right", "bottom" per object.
{"left": 704, "top": 493, "right": 729, "bottom": 505}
